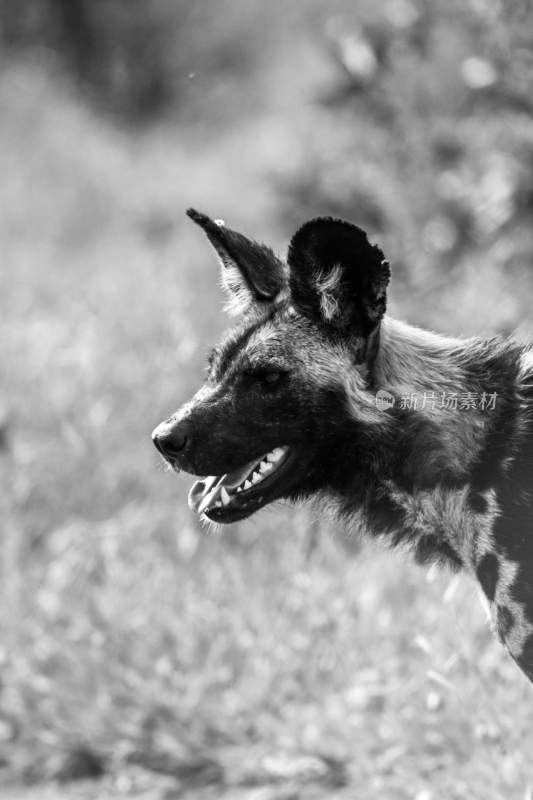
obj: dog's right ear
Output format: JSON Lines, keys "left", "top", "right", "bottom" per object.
{"left": 287, "top": 217, "right": 390, "bottom": 338}
{"left": 187, "top": 209, "right": 287, "bottom": 316}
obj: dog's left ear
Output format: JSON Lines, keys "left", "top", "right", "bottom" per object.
{"left": 187, "top": 209, "right": 287, "bottom": 316}
{"left": 287, "top": 217, "right": 390, "bottom": 337}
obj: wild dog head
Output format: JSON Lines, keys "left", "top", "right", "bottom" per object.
{"left": 152, "top": 209, "right": 391, "bottom": 524}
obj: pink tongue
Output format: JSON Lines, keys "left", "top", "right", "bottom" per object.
{"left": 220, "top": 459, "right": 259, "bottom": 489}
{"left": 188, "top": 458, "right": 259, "bottom": 513}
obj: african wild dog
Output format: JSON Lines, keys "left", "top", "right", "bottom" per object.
{"left": 153, "top": 208, "right": 533, "bottom": 684}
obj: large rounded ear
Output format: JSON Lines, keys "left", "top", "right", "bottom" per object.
{"left": 187, "top": 209, "right": 287, "bottom": 316}
{"left": 287, "top": 217, "right": 390, "bottom": 337}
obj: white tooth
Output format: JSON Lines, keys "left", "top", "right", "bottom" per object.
{"left": 251, "top": 471, "right": 262, "bottom": 484}
{"left": 243, "top": 480, "right": 252, "bottom": 490}
{"left": 214, "top": 501, "right": 223, "bottom": 507}
{"left": 267, "top": 448, "right": 285, "bottom": 463}
{"left": 220, "top": 487, "right": 230, "bottom": 506}
{"left": 236, "top": 486, "right": 242, "bottom": 493}
{"left": 259, "top": 461, "right": 272, "bottom": 473}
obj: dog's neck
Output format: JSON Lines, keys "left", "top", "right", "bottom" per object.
{"left": 333, "top": 317, "right": 525, "bottom": 572}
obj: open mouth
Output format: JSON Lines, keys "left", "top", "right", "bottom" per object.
{"left": 188, "top": 446, "right": 291, "bottom": 523}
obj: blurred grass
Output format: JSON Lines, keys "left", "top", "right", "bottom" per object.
{"left": 1, "top": 1, "right": 533, "bottom": 798}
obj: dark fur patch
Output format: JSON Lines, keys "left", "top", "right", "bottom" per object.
{"left": 476, "top": 552, "right": 499, "bottom": 602}
{"left": 287, "top": 216, "right": 390, "bottom": 336}
{"left": 413, "top": 535, "right": 463, "bottom": 569}
{"left": 365, "top": 491, "right": 406, "bottom": 536}
{"left": 487, "top": 376, "right": 533, "bottom": 630}
{"left": 394, "top": 411, "right": 470, "bottom": 491}
{"left": 496, "top": 605, "right": 514, "bottom": 642}
{"left": 465, "top": 339, "right": 523, "bottom": 494}
{"left": 467, "top": 489, "right": 489, "bottom": 514}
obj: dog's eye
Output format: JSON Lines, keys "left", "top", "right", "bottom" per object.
{"left": 244, "top": 369, "right": 285, "bottom": 387}
{"left": 262, "top": 371, "right": 283, "bottom": 385}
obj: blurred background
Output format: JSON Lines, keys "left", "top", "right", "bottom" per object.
{"left": 1, "top": 1, "right": 533, "bottom": 798}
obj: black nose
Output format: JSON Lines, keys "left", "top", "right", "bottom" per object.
{"left": 152, "top": 420, "right": 189, "bottom": 461}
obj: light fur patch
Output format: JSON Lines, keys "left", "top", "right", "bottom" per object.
{"left": 491, "top": 558, "right": 533, "bottom": 660}
{"left": 388, "top": 484, "right": 473, "bottom": 550}
{"left": 466, "top": 488, "right": 499, "bottom": 565}
{"left": 244, "top": 321, "right": 279, "bottom": 355}
{"left": 220, "top": 264, "right": 289, "bottom": 317}
{"left": 379, "top": 483, "right": 500, "bottom": 572}
{"left": 376, "top": 317, "right": 487, "bottom": 475}
{"left": 519, "top": 348, "right": 533, "bottom": 378}
{"left": 303, "top": 339, "right": 386, "bottom": 425}
{"left": 220, "top": 263, "right": 254, "bottom": 316}
{"left": 315, "top": 265, "right": 344, "bottom": 322}
{"left": 377, "top": 317, "right": 466, "bottom": 396}
{"left": 341, "top": 361, "right": 388, "bottom": 425}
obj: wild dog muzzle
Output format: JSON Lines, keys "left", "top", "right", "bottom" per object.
{"left": 188, "top": 446, "right": 289, "bottom": 516}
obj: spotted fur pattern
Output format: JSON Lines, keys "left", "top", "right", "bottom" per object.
{"left": 155, "top": 210, "right": 533, "bottom": 684}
